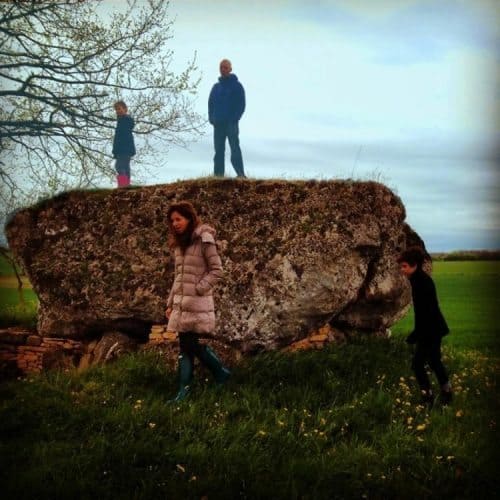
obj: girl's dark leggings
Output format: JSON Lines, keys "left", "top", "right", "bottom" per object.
{"left": 178, "top": 331, "right": 205, "bottom": 360}
{"left": 412, "top": 337, "right": 449, "bottom": 390}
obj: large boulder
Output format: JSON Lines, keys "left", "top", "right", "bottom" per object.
{"left": 6, "top": 179, "right": 416, "bottom": 353}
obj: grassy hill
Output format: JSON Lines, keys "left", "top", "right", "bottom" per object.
{"left": 0, "top": 258, "right": 499, "bottom": 498}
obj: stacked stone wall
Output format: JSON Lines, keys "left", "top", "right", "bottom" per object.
{"left": 0, "top": 323, "right": 357, "bottom": 378}
{"left": 0, "top": 327, "right": 84, "bottom": 377}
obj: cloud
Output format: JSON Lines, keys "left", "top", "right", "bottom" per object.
{"left": 289, "top": 0, "right": 500, "bottom": 65}
{"left": 103, "top": 1, "right": 500, "bottom": 251}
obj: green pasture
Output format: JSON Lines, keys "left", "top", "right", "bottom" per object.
{"left": 1, "top": 257, "right": 498, "bottom": 354}
{"left": 0, "top": 258, "right": 498, "bottom": 498}
{"left": 0, "top": 274, "right": 38, "bottom": 328}
{"left": 392, "top": 261, "right": 500, "bottom": 353}
{"left": 0, "top": 253, "right": 18, "bottom": 276}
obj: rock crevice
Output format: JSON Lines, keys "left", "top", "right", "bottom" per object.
{"left": 6, "top": 179, "right": 416, "bottom": 353}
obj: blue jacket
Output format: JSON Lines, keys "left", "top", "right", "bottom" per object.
{"left": 208, "top": 74, "right": 245, "bottom": 124}
{"left": 112, "top": 114, "right": 136, "bottom": 158}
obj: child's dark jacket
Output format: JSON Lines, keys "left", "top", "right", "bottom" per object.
{"left": 408, "top": 268, "right": 449, "bottom": 342}
{"left": 112, "top": 115, "right": 136, "bottom": 158}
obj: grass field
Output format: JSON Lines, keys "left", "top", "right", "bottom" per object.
{"left": 0, "top": 277, "right": 38, "bottom": 328}
{"left": 0, "top": 254, "right": 19, "bottom": 276}
{"left": 0, "top": 260, "right": 498, "bottom": 499}
{"left": 393, "top": 261, "right": 500, "bottom": 352}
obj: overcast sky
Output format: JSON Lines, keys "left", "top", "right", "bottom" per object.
{"left": 119, "top": 0, "right": 499, "bottom": 252}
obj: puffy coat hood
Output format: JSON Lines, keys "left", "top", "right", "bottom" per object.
{"left": 193, "top": 223, "right": 217, "bottom": 243}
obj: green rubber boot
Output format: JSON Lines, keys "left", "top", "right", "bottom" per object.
{"left": 198, "top": 345, "right": 231, "bottom": 384}
{"left": 169, "top": 353, "right": 193, "bottom": 403}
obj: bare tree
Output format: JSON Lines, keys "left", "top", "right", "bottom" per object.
{"left": 0, "top": 0, "right": 203, "bottom": 217}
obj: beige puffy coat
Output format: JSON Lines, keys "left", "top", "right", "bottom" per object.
{"left": 166, "top": 224, "right": 223, "bottom": 334}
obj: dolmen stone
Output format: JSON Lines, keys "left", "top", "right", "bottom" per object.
{"left": 6, "top": 178, "right": 418, "bottom": 353}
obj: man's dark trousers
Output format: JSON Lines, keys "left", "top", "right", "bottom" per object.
{"left": 213, "top": 121, "right": 245, "bottom": 177}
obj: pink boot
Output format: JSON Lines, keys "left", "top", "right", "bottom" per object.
{"left": 117, "top": 174, "right": 129, "bottom": 188}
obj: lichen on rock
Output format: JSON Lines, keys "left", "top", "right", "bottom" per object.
{"left": 6, "top": 178, "right": 417, "bottom": 353}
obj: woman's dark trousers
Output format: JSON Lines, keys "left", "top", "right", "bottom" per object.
{"left": 412, "top": 337, "right": 449, "bottom": 391}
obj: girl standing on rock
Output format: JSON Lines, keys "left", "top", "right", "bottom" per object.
{"left": 165, "top": 201, "right": 230, "bottom": 402}
{"left": 112, "top": 100, "right": 135, "bottom": 187}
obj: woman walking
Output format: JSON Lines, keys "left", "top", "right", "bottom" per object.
{"left": 165, "top": 201, "right": 230, "bottom": 402}
{"left": 398, "top": 246, "right": 453, "bottom": 407}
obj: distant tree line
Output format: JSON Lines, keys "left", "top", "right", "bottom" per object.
{"left": 431, "top": 250, "right": 500, "bottom": 261}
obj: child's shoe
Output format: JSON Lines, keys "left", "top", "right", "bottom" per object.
{"left": 440, "top": 389, "right": 453, "bottom": 406}
{"left": 116, "top": 174, "right": 131, "bottom": 187}
{"left": 421, "top": 389, "right": 434, "bottom": 408}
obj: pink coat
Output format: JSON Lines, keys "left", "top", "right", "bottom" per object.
{"left": 167, "top": 224, "right": 223, "bottom": 334}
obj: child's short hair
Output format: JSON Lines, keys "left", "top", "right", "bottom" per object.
{"left": 114, "top": 100, "right": 128, "bottom": 110}
{"left": 397, "top": 246, "right": 428, "bottom": 268}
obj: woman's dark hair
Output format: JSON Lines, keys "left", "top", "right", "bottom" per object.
{"left": 397, "top": 246, "right": 429, "bottom": 268}
{"left": 167, "top": 201, "right": 200, "bottom": 250}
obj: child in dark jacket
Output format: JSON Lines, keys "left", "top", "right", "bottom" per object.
{"left": 398, "top": 247, "right": 453, "bottom": 407}
{"left": 112, "top": 100, "right": 136, "bottom": 187}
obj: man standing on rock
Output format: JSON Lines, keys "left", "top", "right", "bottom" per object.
{"left": 208, "top": 59, "right": 246, "bottom": 178}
